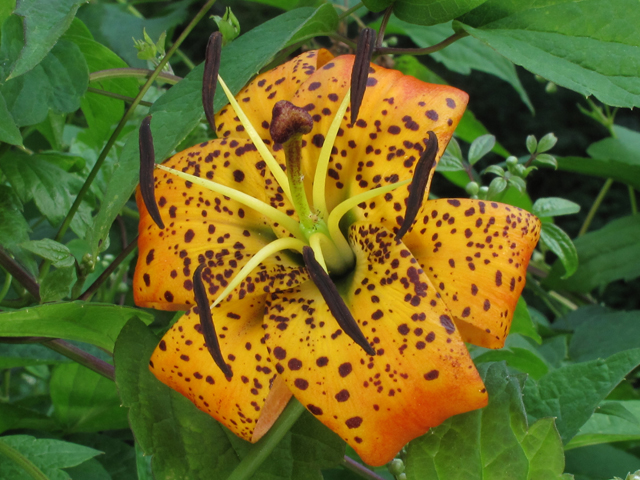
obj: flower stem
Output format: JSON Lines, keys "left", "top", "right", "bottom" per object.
{"left": 0, "top": 438, "right": 50, "bottom": 480}
{"left": 578, "top": 178, "right": 613, "bottom": 237}
{"left": 0, "top": 268, "right": 13, "bottom": 304}
{"left": 343, "top": 456, "right": 387, "bottom": 480}
{"left": 87, "top": 87, "right": 154, "bottom": 107}
{"left": 44, "top": 339, "right": 115, "bottom": 381}
{"left": 0, "top": 245, "right": 40, "bottom": 302}
{"left": 375, "top": 6, "right": 394, "bottom": 49}
{"left": 89, "top": 68, "right": 182, "bottom": 85}
{"left": 48, "top": 0, "right": 216, "bottom": 259}
{"left": 629, "top": 186, "right": 638, "bottom": 215}
{"left": 375, "top": 31, "right": 468, "bottom": 56}
{"left": 337, "top": 2, "right": 364, "bottom": 20}
{"left": 227, "top": 397, "right": 306, "bottom": 480}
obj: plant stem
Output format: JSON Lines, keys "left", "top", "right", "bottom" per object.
{"left": 0, "top": 269, "right": 12, "bottom": 303}
{"left": 329, "top": 33, "right": 358, "bottom": 50}
{"left": 376, "top": 31, "right": 468, "bottom": 56}
{"left": 0, "top": 246, "right": 40, "bottom": 302}
{"left": 578, "top": 178, "right": 613, "bottom": 237}
{"left": 629, "top": 186, "right": 638, "bottom": 215}
{"left": 47, "top": 0, "right": 216, "bottom": 273}
{"left": 375, "top": 6, "right": 393, "bottom": 49}
{"left": 89, "top": 68, "right": 182, "bottom": 85}
{"left": 79, "top": 235, "right": 139, "bottom": 301}
{"left": 0, "top": 438, "right": 50, "bottom": 480}
{"left": 337, "top": 2, "right": 364, "bottom": 20}
{"left": 343, "top": 456, "right": 387, "bottom": 480}
{"left": 44, "top": 339, "right": 115, "bottom": 381}
{"left": 87, "top": 87, "right": 154, "bottom": 107}
{"left": 226, "top": 397, "right": 306, "bottom": 480}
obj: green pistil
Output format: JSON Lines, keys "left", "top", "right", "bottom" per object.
{"left": 283, "top": 134, "right": 317, "bottom": 236}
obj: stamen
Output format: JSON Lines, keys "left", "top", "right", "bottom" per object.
{"left": 350, "top": 28, "right": 375, "bottom": 125}
{"left": 155, "top": 164, "right": 304, "bottom": 240}
{"left": 302, "top": 246, "right": 376, "bottom": 356}
{"left": 327, "top": 179, "right": 411, "bottom": 263}
{"left": 207, "top": 237, "right": 306, "bottom": 310}
{"left": 202, "top": 32, "right": 222, "bottom": 132}
{"left": 138, "top": 115, "right": 165, "bottom": 229}
{"left": 216, "top": 75, "right": 292, "bottom": 201}
{"left": 312, "top": 90, "right": 351, "bottom": 218}
{"left": 308, "top": 233, "right": 328, "bottom": 272}
{"left": 193, "top": 263, "right": 233, "bottom": 378}
{"left": 395, "top": 131, "right": 439, "bottom": 241}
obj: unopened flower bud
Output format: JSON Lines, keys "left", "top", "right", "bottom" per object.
{"left": 465, "top": 181, "right": 479, "bottom": 196}
{"left": 506, "top": 156, "right": 518, "bottom": 167}
{"left": 388, "top": 458, "right": 405, "bottom": 475}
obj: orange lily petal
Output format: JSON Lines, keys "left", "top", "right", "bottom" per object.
{"left": 262, "top": 222, "right": 487, "bottom": 466}
{"left": 403, "top": 199, "right": 541, "bottom": 348}
{"left": 215, "top": 49, "right": 334, "bottom": 143}
{"left": 289, "top": 55, "right": 467, "bottom": 226}
{"left": 134, "top": 138, "right": 307, "bottom": 310}
{"left": 149, "top": 294, "right": 292, "bottom": 442}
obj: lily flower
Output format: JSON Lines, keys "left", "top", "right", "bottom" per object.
{"left": 133, "top": 48, "right": 540, "bottom": 466}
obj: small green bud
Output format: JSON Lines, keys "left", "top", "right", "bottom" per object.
{"left": 506, "top": 156, "right": 518, "bottom": 167}
{"left": 116, "top": 282, "right": 129, "bottom": 294}
{"left": 398, "top": 474, "right": 407, "bottom": 480}
{"left": 525, "top": 135, "right": 537, "bottom": 154}
{"left": 385, "top": 36, "right": 398, "bottom": 47}
{"left": 388, "top": 459, "right": 405, "bottom": 475}
{"left": 212, "top": 7, "right": 240, "bottom": 45}
{"left": 545, "top": 82, "right": 557, "bottom": 93}
{"left": 534, "top": 74, "right": 547, "bottom": 84}
{"left": 465, "top": 181, "right": 479, "bottom": 196}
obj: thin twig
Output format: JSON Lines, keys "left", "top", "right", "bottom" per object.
{"left": 44, "top": 339, "right": 115, "bottom": 381}
{"left": 343, "top": 456, "right": 387, "bottom": 480}
{"left": 87, "top": 87, "right": 154, "bottom": 107}
{"left": 0, "top": 245, "right": 40, "bottom": 302}
{"left": 329, "top": 33, "right": 358, "bottom": 50}
{"left": 89, "top": 68, "right": 182, "bottom": 85}
{"left": 376, "top": 31, "right": 468, "bottom": 56}
{"left": 337, "top": 2, "right": 365, "bottom": 20}
{"left": 375, "top": 6, "right": 393, "bottom": 49}
{"left": 79, "top": 235, "right": 139, "bottom": 301}
{"left": 578, "top": 178, "right": 613, "bottom": 237}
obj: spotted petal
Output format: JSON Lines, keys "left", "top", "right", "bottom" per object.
{"left": 149, "top": 294, "right": 292, "bottom": 442}
{"left": 403, "top": 199, "right": 541, "bottom": 348}
{"left": 289, "top": 55, "right": 467, "bottom": 227}
{"left": 134, "top": 138, "right": 307, "bottom": 310}
{"left": 262, "top": 222, "right": 487, "bottom": 466}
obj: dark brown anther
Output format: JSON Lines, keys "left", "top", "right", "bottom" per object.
{"left": 350, "top": 28, "right": 376, "bottom": 125}
{"left": 139, "top": 115, "right": 164, "bottom": 229}
{"left": 193, "top": 263, "right": 233, "bottom": 378}
{"left": 302, "top": 247, "right": 376, "bottom": 356}
{"left": 270, "top": 100, "right": 313, "bottom": 144}
{"left": 395, "top": 131, "right": 439, "bottom": 241}
{"left": 202, "top": 32, "right": 223, "bottom": 132}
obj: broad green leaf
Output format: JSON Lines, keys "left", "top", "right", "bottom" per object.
{"left": 0, "top": 15, "right": 89, "bottom": 126}
{"left": 0, "top": 92, "right": 22, "bottom": 146}
{"left": 487, "top": 176, "right": 507, "bottom": 198}
{"left": 567, "top": 401, "right": 640, "bottom": 450}
{"left": 20, "top": 239, "right": 74, "bottom": 268}
{"left": 0, "top": 435, "right": 100, "bottom": 480}
{"left": 0, "top": 152, "right": 93, "bottom": 236}
{"left": 39, "top": 265, "right": 77, "bottom": 303}
{"left": 555, "top": 156, "right": 640, "bottom": 191}
{"left": 0, "top": 403, "right": 58, "bottom": 434}
{"left": 0, "top": 185, "right": 30, "bottom": 249}
{"left": 383, "top": 0, "right": 488, "bottom": 26}
{"left": 89, "top": 5, "right": 340, "bottom": 257}
{"left": 9, "top": 0, "right": 86, "bottom": 79}
{"left": 532, "top": 198, "right": 580, "bottom": 219}
{"left": 468, "top": 134, "right": 496, "bottom": 165}
{"left": 0, "top": 0, "right": 15, "bottom": 27}
{"left": 524, "top": 348, "right": 640, "bottom": 444}
{"left": 597, "top": 401, "right": 640, "bottom": 427}
{"left": 78, "top": 1, "right": 192, "bottom": 68}
{"left": 564, "top": 444, "right": 640, "bottom": 480}
{"left": 115, "top": 319, "right": 344, "bottom": 480}
{"left": 510, "top": 297, "right": 542, "bottom": 344}
{"left": 0, "top": 302, "right": 153, "bottom": 352}
{"left": 66, "top": 433, "right": 137, "bottom": 480}
{"left": 380, "top": 17, "right": 532, "bottom": 110}
{"left": 0, "top": 343, "right": 68, "bottom": 369}
{"left": 569, "top": 309, "right": 640, "bottom": 363}
{"left": 544, "top": 215, "right": 640, "bottom": 293}
{"left": 456, "top": 0, "right": 640, "bottom": 108}
{"left": 473, "top": 335, "right": 550, "bottom": 380}
{"left": 405, "top": 362, "right": 566, "bottom": 479}
{"left": 51, "top": 363, "right": 129, "bottom": 432}
{"left": 63, "top": 458, "right": 112, "bottom": 480}
{"left": 540, "top": 223, "right": 578, "bottom": 279}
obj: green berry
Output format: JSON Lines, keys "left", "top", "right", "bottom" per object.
{"left": 465, "top": 181, "right": 479, "bottom": 196}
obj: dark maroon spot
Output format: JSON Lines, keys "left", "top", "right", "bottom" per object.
{"left": 307, "top": 404, "right": 323, "bottom": 415}
{"left": 387, "top": 125, "right": 401, "bottom": 135}
{"left": 416, "top": 341, "right": 426, "bottom": 350}
{"left": 335, "top": 389, "right": 350, "bottom": 402}
{"left": 288, "top": 358, "right": 302, "bottom": 370}
{"left": 294, "top": 378, "right": 309, "bottom": 390}
{"left": 447, "top": 199, "right": 460, "bottom": 207}
{"left": 461, "top": 307, "right": 471, "bottom": 318}
{"left": 308, "top": 82, "right": 321, "bottom": 91}
{"left": 346, "top": 416, "right": 363, "bottom": 429}
{"left": 339, "top": 363, "right": 353, "bottom": 377}
{"left": 446, "top": 98, "right": 456, "bottom": 109}
{"left": 146, "top": 249, "right": 155, "bottom": 265}
{"left": 484, "top": 299, "right": 491, "bottom": 311}
{"left": 439, "top": 315, "right": 455, "bottom": 334}
{"left": 206, "top": 376, "right": 214, "bottom": 384}
{"left": 143, "top": 273, "right": 150, "bottom": 286}
{"left": 496, "top": 270, "right": 503, "bottom": 286}
{"left": 424, "top": 369, "right": 439, "bottom": 380}
{"left": 159, "top": 340, "right": 167, "bottom": 351}
{"left": 184, "top": 229, "right": 195, "bottom": 243}
{"left": 426, "top": 110, "right": 439, "bottom": 121}
{"left": 273, "top": 346, "right": 286, "bottom": 359}
{"left": 398, "top": 324, "right": 410, "bottom": 335}
{"left": 180, "top": 354, "right": 189, "bottom": 361}
{"left": 426, "top": 331, "right": 435, "bottom": 342}
{"left": 316, "top": 356, "right": 329, "bottom": 367}
{"left": 233, "top": 170, "right": 245, "bottom": 182}
{"left": 367, "top": 77, "right": 378, "bottom": 86}
{"left": 371, "top": 309, "right": 383, "bottom": 320}
{"left": 164, "top": 291, "right": 174, "bottom": 302}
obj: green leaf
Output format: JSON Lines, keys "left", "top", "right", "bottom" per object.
{"left": 510, "top": 297, "right": 542, "bottom": 344}
{"left": 564, "top": 444, "right": 640, "bottom": 480}
{"left": 0, "top": 185, "right": 30, "bottom": 250}
{"left": 9, "top": 0, "right": 86, "bottom": 79}
{"left": 468, "top": 134, "right": 496, "bottom": 165}
{"left": 405, "top": 362, "right": 566, "bottom": 479}
{"left": 484, "top": 165, "right": 504, "bottom": 177}
{"left": 537, "top": 133, "right": 558, "bottom": 153}
{"left": 0, "top": 403, "right": 58, "bottom": 434}
{"left": 535, "top": 153, "right": 558, "bottom": 169}
{"left": 0, "top": 343, "right": 68, "bottom": 369}
{"left": 487, "top": 176, "right": 507, "bottom": 198}
{"left": 63, "top": 458, "right": 112, "bottom": 480}
{"left": 20, "top": 239, "right": 74, "bottom": 268}
{"left": 380, "top": 17, "right": 533, "bottom": 110}
{"left": 567, "top": 401, "right": 640, "bottom": 450}
{"left": 569, "top": 309, "right": 640, "bottom": 363}
{"left": 532, "top": 198, "right": 580, "bottom": 219}
{"left": 0, "top": 435, "right": 100, "bottom": 480}
{"left": 526, "top": 135, "right": 537, "bottom": 154}
{"left": 115, "top": 319, "right": 344, "bottom": 480}
{"left": 438, "top": 138, "right": 466, "bottom": 172}
{"left": 391, "top": 0, "right": 488, "bottom": 26}
{"left": 556, "top": 156, "right": 640, "bottom": 191}
{"left": 540, "top": 223, "right": 578, "bottom": 279}
{"left": 66, "top": 433, "right": 137, "bottom": 480}
{"left": 524, "top": 348, "right": 640, "bottom": 444}
{"left": 0, "top": 92, "right": 22, "bottom": 146}
{"left": 544, "top": 215, "right": 640, "bottom": 293}
{"left": 89, "top": 5, "right": 339, "bottom": 257}
{"left": 456, "top": 0, "right": 640, "bottom": 108}
{"left": 39, "top": 265, "right": 77, "bottom": 303}
{"left": 0, "top": 302, "right": 153, "bottom": 353}
{"left": 473, "top": 335, "right": 550, "bottom": 380}
{"left": 0, "top": 15, "right": 89, "bottom": 127}
{"left": 50, "top": 363, "right": 129, "bottom": 432}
